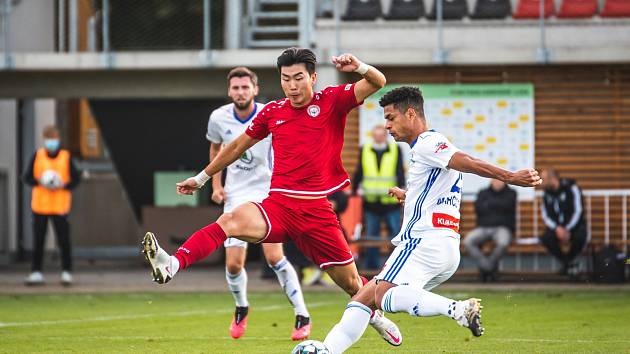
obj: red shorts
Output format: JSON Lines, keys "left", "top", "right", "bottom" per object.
{"left": 252, "top": 193, "right": 354, "bottom": 269}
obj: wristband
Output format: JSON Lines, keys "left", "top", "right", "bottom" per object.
{"left": 354, "top": 62, "right": 369, "bottom": 75}
{"left": 192, "top": 170, "right": 210, "bottom": 187}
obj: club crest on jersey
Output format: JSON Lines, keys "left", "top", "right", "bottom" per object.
{"left": 307, "top": 105, "right": 320, "bottom": 118}
{"left": 435, "top": 142, "right": 449, "bottom": 153}
{"left": 239, "top": 150, "right": 254, "bottom": 164}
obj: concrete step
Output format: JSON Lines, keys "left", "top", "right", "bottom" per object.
{"left": 252, "top": 11, "right": 299, "bottom": 21}
{"left": 260, "top": 0, "right": 298, "bottom": 4}
{"left": 250, "top": 25, "right": 299, "bottom": 34}
{"left": 247, "top": 39, "right": 299, "bottom": 48}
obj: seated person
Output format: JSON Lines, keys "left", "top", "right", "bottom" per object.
{"left": 463, "top": 179, "right": 516, "bottom": 282}
{"left": 539, "top": 169, "right": 588, "bottom": 276}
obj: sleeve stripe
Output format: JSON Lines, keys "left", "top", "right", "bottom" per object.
{"left": 541, "top": 199, "right": 557, "bottom": 229}
{"left": 566, "top": 184, "right": 583, "bottom": 230}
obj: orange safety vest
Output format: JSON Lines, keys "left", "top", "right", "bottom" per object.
{"left": 31, "top": 148, "right": 72, "bottom": 215}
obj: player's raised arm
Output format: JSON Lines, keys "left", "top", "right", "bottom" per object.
{"left": 177, "top": 133, "right": 259, "bottom": 195}
{"left": 331, "top": 53, "right": 386, "bottom": 103}
{"left": 447, "top": 151, "right": 542, "bottom": 188}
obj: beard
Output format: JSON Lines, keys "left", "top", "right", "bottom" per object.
{"left": 233, "top": 98, "right": 253, "bottom": 111}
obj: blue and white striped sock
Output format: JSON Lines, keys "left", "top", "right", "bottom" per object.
{"left": 270, "top": 257, "right": 309, "bottom": 317}
{"left": 381, "top": 285, "right": 454, "bottom": 318}
{"left": 226, "top": 269, "right": 248, "bottom": 307}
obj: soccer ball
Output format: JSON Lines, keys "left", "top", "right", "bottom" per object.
{"left": 291, "top": 340, "right": 330, "bottom": 354}
{"left": 40, "top": 170, "right": 62, "bottom": 189}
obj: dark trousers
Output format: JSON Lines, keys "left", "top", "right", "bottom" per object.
{"left": 364, "top": 208, "right": 401, "bottom": 269}
{"left": 539, "top": 223, "right": 588, "bottom": 266}
{"left": 31, "top": 213, "right": 72, "bottom": 272}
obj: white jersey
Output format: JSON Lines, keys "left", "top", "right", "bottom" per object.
{"left": 206, "top": 102, "right": 272, "bottom": 212}
{"left": 392, "top": 130, "right": 462, "bottom": 245}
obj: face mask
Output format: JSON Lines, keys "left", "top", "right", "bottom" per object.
{"left": 44, "top": 139, "right": 60, "bottom": 152}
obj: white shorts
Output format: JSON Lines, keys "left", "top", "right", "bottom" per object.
{"left": 224, "top": 237, "right": 248, "bottom": 249}
{"left": 222, "top": 195, "right": 265, "bottom": 249}
{"left": 375, "top": 236, "right": 460, "bottom": 291}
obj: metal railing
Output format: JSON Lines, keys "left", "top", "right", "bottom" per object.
{"left": 331, "top": 0, "right": 556, "bottom": 65}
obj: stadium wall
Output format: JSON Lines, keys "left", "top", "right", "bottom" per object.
{"left": 341, "top": 63, "right": 630, "bottom": 242}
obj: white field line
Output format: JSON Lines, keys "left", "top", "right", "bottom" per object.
{"left": 0, "top": 301, "right": 333, "bottom": 328}
{"left": 10, "top": 336, "right": 630, "bottom": 345}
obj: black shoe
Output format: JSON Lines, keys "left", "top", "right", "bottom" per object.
{"left": 459, "top": 298, "right": 484, "bottom": 337}
{"left": 229, "top": 306, "right": 249, "bottom": 339}
{"left": 234, "top": 306, "right": 249, "bottom": 325}
{"left": 292, "top": 315, "right": 311, "bottom": 340}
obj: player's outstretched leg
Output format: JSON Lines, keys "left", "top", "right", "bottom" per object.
{"left": 380, "top": 285, "right": 484, "bottom": 337}
{"left": 141, "top": 203, "right": 268, "bottom": 284}
{"left": 325, "top": 265, "right": 402, "bottom": 347}
{"left": 141, "top": 223, "right": 227, "bottom": 284}
{"left": 323, "top": 279, "right": 402, "bottom": 354}
{"left": 324, "top": 300, "right": 372, "bottom": 354}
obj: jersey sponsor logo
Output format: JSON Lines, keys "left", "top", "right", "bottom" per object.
{"left": 432, "top": 213, "right": 460, "bottom": 232}
{"left": 436, "top": 195, "right": 460, "bottom": 208}
{"left": 307, "top": 104, "right": 320, "bottom": 118}
{"left": 275, "top": 120, "right": 286, "bottom": 125}
{"left": 434, "top": 142, "right": 449, "bottom": 153}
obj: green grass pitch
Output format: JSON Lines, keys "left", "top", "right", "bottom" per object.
{"left": 1, "top": 289, "right": 629, "bottom": 353}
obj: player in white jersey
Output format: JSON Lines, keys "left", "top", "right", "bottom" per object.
{"left": 207, "top": 67, "right": 311, "bottom": 341}
{"left": 323, "top": 86, "right": 542, "bottom": 353}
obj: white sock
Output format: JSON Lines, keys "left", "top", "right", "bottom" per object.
{"left": 381, "top": 285, "right": 458, "bottom": 319}
{"left": 270, "top": 257, "right": 310, "bottom": 317}
{"left": 169, "top": 256, "right": 180, "bottom": 275}
{"left": 324, "top": 301, "right": 371, "bottom": 354}
{"left": 225, "top": 269, "right": 248, "bottom": 307}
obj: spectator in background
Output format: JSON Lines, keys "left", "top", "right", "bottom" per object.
{"left": 539, "top": 169, "right": 588, "bottom": 276}
{"left": 353, "top": 125, "right": 405, "bottom": 269}
{"left": 23, "top": 125, "right": 81, "bottom": 286}
{"left": 463, "top": 179, "right": 517, "bottom": 282}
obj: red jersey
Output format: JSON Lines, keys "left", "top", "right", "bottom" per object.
{"left": 246, "top": 83, "right": 361, "bottom": 197}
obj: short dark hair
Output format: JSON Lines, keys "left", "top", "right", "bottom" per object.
{"left": 379, "top": 86, "right": 425, "bottom": 117}
{"left": 276, "top": 47, "right": 317, "bottom": 74}
{"left": 227, "top": 66, "right": 258, "bottom": 86}
{"left": 543, "top": 168, "right": 559, "bottom": 179}
{"left": 43, "top": 125, "right": 59, "bottom": 138}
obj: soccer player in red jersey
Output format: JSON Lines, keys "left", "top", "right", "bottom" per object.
{"left": 142, "top": 47, "right": 403, "bottom": 346}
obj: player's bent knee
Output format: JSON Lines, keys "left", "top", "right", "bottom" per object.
{"left": 375, "top": 281, "right": 396, "bottom": 311}
{"left": 226, "top": 262, "right": 244, "bottom": 275}
{"left": 262, "top": 244, "right": 285, "bottom": 266}
{"left": 331, "top": 273, "right": 361, "bottom": 296}
{"left": 217, "top": 213, "right": 238, "bottom": 235}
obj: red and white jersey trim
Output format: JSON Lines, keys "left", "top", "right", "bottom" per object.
{"left": 269, "top": 179, "right": 350, "bottom": 197}
{"left": 319, "top": 257, "right": 354, "bottom": 269}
